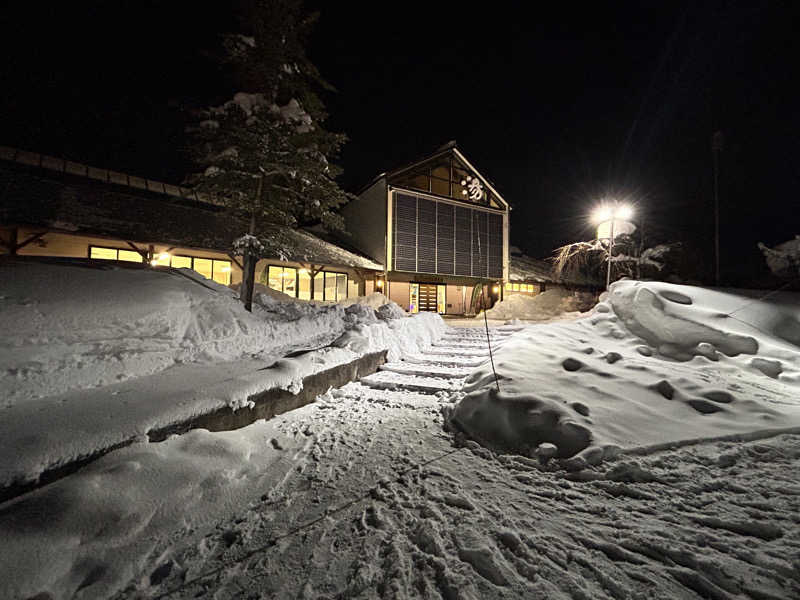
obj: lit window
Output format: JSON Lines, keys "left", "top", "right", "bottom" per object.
{"left": 266, "top": 265, "right": 297, "bottom": 296}
{"left": 89, "top": 245, "right": 143, "bottom": 263}
{"left": 512, "top": 283, "right": 519, "bottom": 291}
{"left": 90, "top": 246, "right": 117, "bottom": 260}
{"left": 212, "top": 260, "right": 231, "bottom": 285}
{"left": 193, "top": 258, "right": 213, "bottom": 280}
{"left": 152, "top": 252, "right": 171, "bottom": 266}
{"left": 437, "top": 285, "right": 446, "bottom": 314}
{"left": 410, "top": 283, "right": 419, "bottom": 314}
{"left": 171, "top": 255, "right": 192, "bottom": 269}
{"left": 313, "top": 272, "right": 324, "bottom": 301}
{"left": 505, "top": 282, "right": 511, "bottom": 290}
{"left": 298, "top": 269, "right": 312, "bottom": 300}
{"left": 348, "top": 278, "right": 359, "bottom": 299}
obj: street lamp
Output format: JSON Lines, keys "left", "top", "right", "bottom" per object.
{"left": 593, "top": 202, "right": 634, "bottom": 290}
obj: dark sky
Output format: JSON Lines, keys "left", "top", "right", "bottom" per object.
{"left": 2, "top": 1, "right": 798, "bottom": 284}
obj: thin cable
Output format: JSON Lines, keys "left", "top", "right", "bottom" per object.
{"left": 725, "top": 278, "right": 798, "bottom": 317}
{"left": 476, "top": 220, "right": 501, "bottom": 394}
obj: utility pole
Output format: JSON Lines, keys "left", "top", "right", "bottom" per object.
{"left": 712, "top": 131, "right": 724, "bottom": 286}
{"left": 606, "top": 217, "right": 616, "bottom": 290}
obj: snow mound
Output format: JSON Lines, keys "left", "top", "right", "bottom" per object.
{"left": 481, "top": 288, "right": 583, "bottom": 321}
{"left": 448, "top": 280, "right": 800, "bottom": 461}
{"left": 376, "top": 301, "right": 407, "bottom": 320}
{"left": 338, "top": 292, "right": 393, "bottom": 310}
{"left": 0, "top": 261, "right": 374, "bottom": 406}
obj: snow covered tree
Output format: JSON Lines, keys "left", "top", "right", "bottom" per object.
{"left": 758, "top": 236, "right": 800, "bottom": 278}
{"left": 187, "top": 0, "right": 353, "bottom": 311}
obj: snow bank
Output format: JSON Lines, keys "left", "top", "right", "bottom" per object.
{"left": 448, "top": 280, "right": 800, "bottom": 461}
{"left": 481, "top": 288, "right": 584, "bottom": 321}
{"left": 0, "top": 261, "right": 398, "bottom": 407}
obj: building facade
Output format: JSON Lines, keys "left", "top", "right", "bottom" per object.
{"left": 0, "top": 147, "right": 382, "bottom": 298}
{"left": 342, "top": 142, "right": 509, "bottom": 314}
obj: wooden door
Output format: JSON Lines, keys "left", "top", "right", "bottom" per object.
{"left": 417, "top": 284, "right": 438, "bottom": 312}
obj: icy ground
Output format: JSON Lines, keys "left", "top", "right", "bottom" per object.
{"left": 2, "top": 314, "right": 799, "bottom": 599}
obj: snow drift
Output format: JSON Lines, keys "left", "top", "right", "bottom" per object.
{"left": 448, "top": 280, "right": 800, "bottom": 461}
{"left": 0, "top": 261, "right": 403, "bottom": 406}
{"left": 481, "top": 288, "right": 584, "bottom": 321}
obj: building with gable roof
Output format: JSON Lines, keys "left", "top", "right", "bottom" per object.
{"left": 341, "top": 142, "right": 509, "bottom": 314}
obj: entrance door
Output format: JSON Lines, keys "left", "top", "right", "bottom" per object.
{"left": 410, "top": 283, "right": 445, "bottom": 313}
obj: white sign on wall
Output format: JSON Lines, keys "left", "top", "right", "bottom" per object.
{"left": 460, "top": 175, "right": 485, "bottom": 202}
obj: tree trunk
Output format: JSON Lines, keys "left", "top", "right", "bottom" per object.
{"left": 241, "top": 250, "right": 257, "bottom": 312}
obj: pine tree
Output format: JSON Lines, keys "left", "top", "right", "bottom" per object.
{"left": 187, "top": 0, "right": 352, "bottom": 311}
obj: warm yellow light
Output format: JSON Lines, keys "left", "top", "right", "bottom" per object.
{"left": 299, "top": 268, "right": 308, "bottom": 274}
{"left": 150, "top": 259, "right": 158, "bottom": 266}
{"left": 376, "top": 280, "right": 384, "bottom": 288}
{"left": 221, "top": 266, "right": 231, "bottom": 273}
{"left": 492, "top": 285, "right": 500, "bottom": 293}
{"left": 159, "top": 252, "right": 170, "bottom": 260}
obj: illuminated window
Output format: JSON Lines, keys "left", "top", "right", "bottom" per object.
{"left": 436, "top": 285, "right": 446, "bottom": 314}
{"left": 89, "top": 246, "right": 118, "bottom": 260}
{"left": 324, "top": 272, "right": 337, "bottom": 301}
{"left": 512, "top": 283, "right": 520, "bottom": 291}
{"left": 193, "top": 258, "right": 213, "bottom": 280}
{"left": 505, "top": 282, "right": 512, "bottom": 290}
{"left": 313, "top": 272, "right": 324, "bottom": 301}
{"left": 171, "top": 255, "right": 192, "bottom": 269}
{"left": 298, "top": 269, "right": 311, "bottom": 300}
{"left": 347, "top": 279, "right": 359, "bottom": 299}
{"left": 267, "top": 265, "right": 297, "bottom": 296}
{"left": 89, "top": 245, "right": 144, "bottom": 263}
{"left": 152, "top": 252, "right": 171, "bottom": 266}
{"left": 410, "top": 283, "right": 419, "bottom": 314}
{"left": 212, "top": 260, "right": 231, "bottom": 285}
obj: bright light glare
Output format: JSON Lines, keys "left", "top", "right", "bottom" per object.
{"left": 615, "top": 204, "right": 633, "bottom": 220}
{"left": 159, "top": 252, "right": 170, "bottom": 260}
{"left": 593, "top": 206, "right": 612, "bottom": 224}
{"left": 593, "top": 203, "right": 633, "bottom": 223}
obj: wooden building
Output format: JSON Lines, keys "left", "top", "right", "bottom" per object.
{"left": 0, "top": 147, "right": 382, "bottom": 298}
{"left": 341, "top": 142, "right": 509, "bottom": 314}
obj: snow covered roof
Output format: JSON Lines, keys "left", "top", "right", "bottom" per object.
{"left": 509, "top": 251, "right": 602, "bottom": 288}
{"left": 0, "top": 151, "right": 383, "bottom": 272}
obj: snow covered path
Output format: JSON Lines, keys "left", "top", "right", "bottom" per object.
{"left": 116, "top": 325, "right": 799, "bottom": 600}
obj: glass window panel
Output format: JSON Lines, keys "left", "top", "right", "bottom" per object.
{"left": 336, "top": 273, "right": 347, "bottom": 302}
{"left": 313, "top": 272, "right": 324, "bottom": 301}
{"left": 512, "top": 283, "right": 520, "bottom": 291}
{"left": 193, "top": 258, "right": 213, "bottom": 280}
{"left": 283, "top": 267, "right": 297, "bottom": 297}
{"left": 409, "top": 283, "right": 419, "bottom": 314}
{"left": 431, "top": 177, "right": 449, "bottom": 197}
{"left": 324, "top": 272, "right": 337, "bottom": 302}
{"left": 171, "top": 255, "right": 192, "bottom": 269}
{"left": 268, "top": 266, "right": 283, "bottom": 292}
{"left": 90, "top": 246, "right": 117, "bottom": 260}
{"left": 153, "top": 252, "right": 171, "bottom": 266}
{"left": 298, "top": 269, "right": 311, "bottom": 300}
{"left": 437, "top": 285, "right": 446, "bottom": 314}
{"left": 505, "top": 282, "right": 512, "bottom": 290}
{"left": 348, "top": 279, "right": 359, "bottom": 299}
{"left": 118, "top": 250, "right": 143, "bottom": 263}
{"left": 212, "top": 260, "right": 231, "bottom": 285}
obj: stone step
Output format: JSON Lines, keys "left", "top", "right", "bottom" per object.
{"left": 359, "top": 371, "right": 463, "bottom": 394}
{"left": 421, "top": 346, "right": 494, "bottom": 357}
{"left": 402, "top": 353, "right": 488, "bottom": 368}
{"left": 379, "top": 362, "right": 474, "bottom": 379}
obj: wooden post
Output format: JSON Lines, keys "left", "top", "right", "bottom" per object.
{"left": 241, "top": 175, "right": 264, "bottom": 313}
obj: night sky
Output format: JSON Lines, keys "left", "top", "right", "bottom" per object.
{"left": 2, "top": 1, "right": 798, "bottom": 284}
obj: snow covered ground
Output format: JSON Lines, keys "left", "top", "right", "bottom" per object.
{"left": 480, "top": 288, "right": 588, "bottom": 323}
{"left": 1, "top": 278, "right": 799, "bottom": 599}
{"left": 0, "top": 259, "right": 444, "bottom": 490}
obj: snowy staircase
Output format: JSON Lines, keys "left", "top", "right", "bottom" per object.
{"left": 359, "top": 325, "right": 517, "bottom": 395}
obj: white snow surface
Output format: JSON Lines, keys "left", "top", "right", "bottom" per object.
{"left": 450, "top": 280, "right": 800, "bottom": 461}
{"left": 1, "top": 300, "right": 800, "bottom": 599}
{"left": 0, "top": 262, "right": 403, "bottom": 407}
{"left": 0, "top": 260, "right": 444, "bottom": 488}
{"left": 481, "top": 288, "right": 584, "bottom": 321}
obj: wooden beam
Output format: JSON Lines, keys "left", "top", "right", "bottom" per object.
{"left": 227, "top": 253, "right": 244, "bottom": 271}
{"left": 124, "top": 241, "right": 148, "bottom": 262}
{"left": 10, "top": 230, "right": 48, "bottom": 254}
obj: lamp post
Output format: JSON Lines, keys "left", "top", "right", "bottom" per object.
{"left": 593, "top": 202, "right": 634, "bottom": 290}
